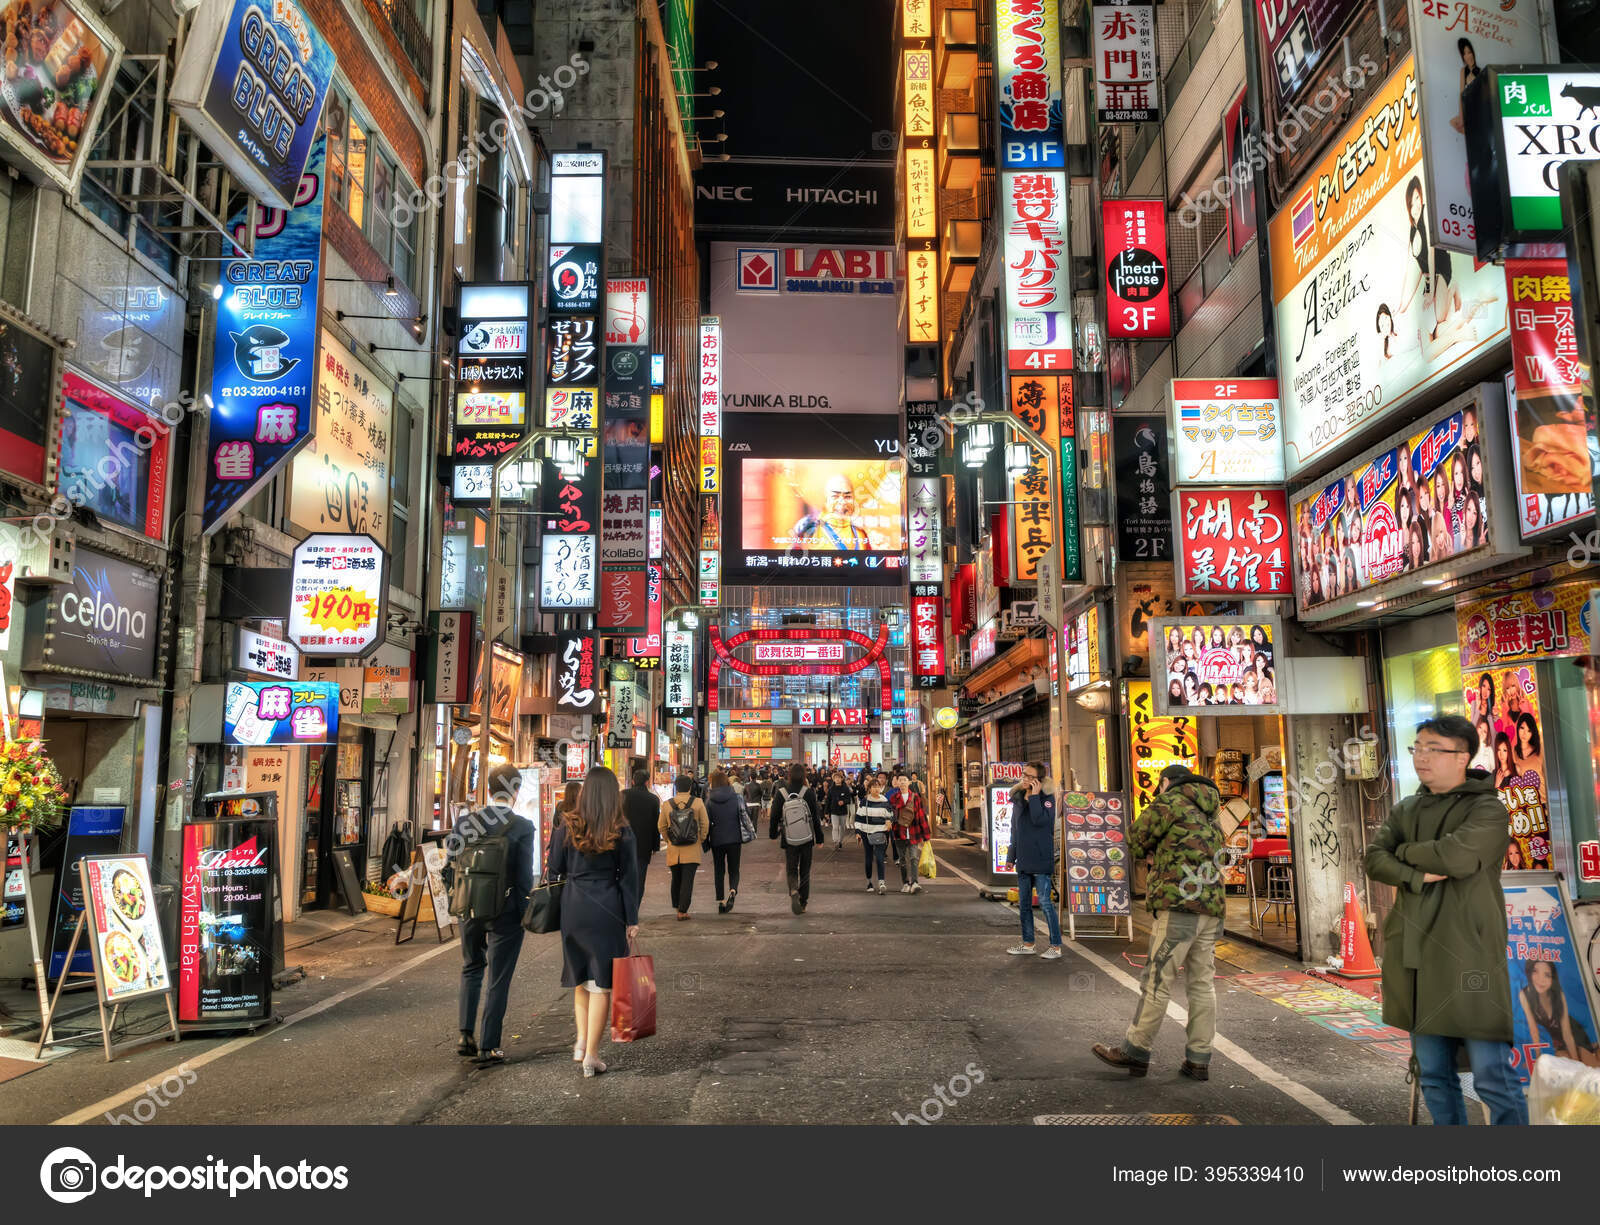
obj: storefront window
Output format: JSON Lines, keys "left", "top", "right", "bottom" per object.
{"left": 1382, "top": 641, "right": 1464, "bottom": 801}
{"left": 1548, "top": 659, "right": 1596, "bottom": 894}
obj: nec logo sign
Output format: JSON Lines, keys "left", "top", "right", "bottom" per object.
{"left": 697, "top": 185, "right": 753, "bottom": 201}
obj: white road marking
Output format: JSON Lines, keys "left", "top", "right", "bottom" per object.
{"left": 1066, "top": 938, "right": 1364, "bottom": 1126}
{"left": 931, "top": 852, "right": 984, "bottom": 890}
{"left": 50, "top": 939, "right": 459, "bottom": 1126}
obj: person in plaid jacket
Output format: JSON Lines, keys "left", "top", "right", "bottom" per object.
{"left": 890, "top": 770, "right": 931, "bottom": 894}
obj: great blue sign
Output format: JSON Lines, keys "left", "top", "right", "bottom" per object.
{"left": 170, "top": 0, "right": 336, "bottom": 211}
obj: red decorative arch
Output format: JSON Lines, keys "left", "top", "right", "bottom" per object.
{"left": 707, "top": 623, "right": 893, "bottom": 717}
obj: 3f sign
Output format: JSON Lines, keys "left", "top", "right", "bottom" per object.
{"left": 1122, "top": 305, "right": 1158, "bottom": 332}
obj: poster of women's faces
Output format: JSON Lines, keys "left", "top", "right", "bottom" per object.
{"left": 1462, "top": 665, "right": 1549, "bottom": 869}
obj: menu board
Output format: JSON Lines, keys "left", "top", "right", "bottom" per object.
{"left": 80, "top": 854, "right": 170, "bottom": 1003}
{"left": 1061, "top": 790, "right": 1131, "bottom": 915}
{"left": 178, "top": 819, "right": 275, "bottom": 1024}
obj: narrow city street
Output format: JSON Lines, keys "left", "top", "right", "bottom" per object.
{"left": 6, "top": 837, "right": 1407, "bottom": 1127}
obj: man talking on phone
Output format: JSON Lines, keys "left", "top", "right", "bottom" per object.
{"left": 1004, "top": 763, "right": 1062, "bottom": 959}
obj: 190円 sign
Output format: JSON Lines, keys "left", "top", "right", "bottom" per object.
{"left": 287, "top": 534, "right": 389, "bottom": 659}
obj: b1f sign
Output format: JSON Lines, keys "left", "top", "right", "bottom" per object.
{"left": 1104, "top": 199, "right": 1171, "bottom": 339}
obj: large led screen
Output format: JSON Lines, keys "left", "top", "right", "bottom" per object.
{"left": 722, "top": 413, "right": 905, "bottom": 586}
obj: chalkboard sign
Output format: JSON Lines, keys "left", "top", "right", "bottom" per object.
{"left": 331, "top": 847, "right": 366, "bottom": 916}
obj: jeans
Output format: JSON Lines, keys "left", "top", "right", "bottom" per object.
{"left": 829, "top": 811, "right": 849, "bottom": 847}
{"left": 1124, "top": 909, "right": 1221, "bottom": 1065}
{"left": 458, "top": 911, "right": 525, "bottom": 1050}
{"left": 1412, "top": 1034, "right": 1529, "bottom": 1126}
{"left": 1015, "top": 871, "right": 1061, "bottom": 946}
{"left": 669, "top": 862, "right": 698, "bottom": 913}
{"left": 785, "top": 842, "right": 814, "bottom": 905}
{"left": 897, "top": 839, "right": 921, "bottom": 885}
{"left": 862, "top": 836, "right": 887, "bottom": 882}
{"left": 711, "top": 843, "right": 742, "bottom": 900}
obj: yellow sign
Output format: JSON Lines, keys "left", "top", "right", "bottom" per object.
{"left": 904, "top": 50, "right": 934, "bottom": 137}
{"left": 455, "top": 389, "right": 526, "bottom": 428}
{"left": 934, "top": 706, "right": 958, "bottom": 729}
{"left": 902, "top": 0, "right": 931, "bottom": 38}
{"left": 650, "top": 392, "right": 665, "bottom": 444}
{"left": 1126, "top": 680, "right": 1198, "bottom": 822}
{"left": 907, "top": 248, "right": 939, "bottom": 343}
{"left": 906, "top": 147, "right": 936, "bottom": 240}
{"left": 700, "top": 435, "right": 720, "bottom": 494}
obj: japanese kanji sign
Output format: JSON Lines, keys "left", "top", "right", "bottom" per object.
{"left": 554, "top": 630, "right": 599, "bottom": 714}
{"left": 996, "top": 0, "right": 1064, "bottom": 168}
{"left": 1176, "top": 487, "right": 1292, "bottom": 598}
{"left": 1503, "top": 260, "right": 1595, "bottom": 540}
{"left": 1103, "top": 198, "right": 1171, "bottom": 339}
{"left": 1002, "top": 169, "right": 1072, "bottom": 371}
{"left": 699, "top": 318, "right": 722, "bottom": 436}
{"left": 204, "top": 136, "right": 325, "bottom": 533}
{"left": 1093, "top": 1, "right": 1158, "bottom": 123}
{"left": 547, "top": 315, "right": 598, "bottom": 386}
{"left": 1457, "top": 579, "right": 1593, "bottom": 670}
{"left": 291, "top": 329, "right": 392, "bottom": 547}
{"left": 904, "top": 49, "right": 934, "bottom": 138}
{"left": 1170, "top": 379, "right": 1285, "bottom": 484}
{"left": 1008, "top": 373, "right": 1067, "bottom": 582}
{"left": 549, "top": 243, "right": 602, "bottom": 312}
{"left": 223, "top": 680, "right": 339, "bottom": 746}
{"left": 287, "top": 533, "right": 388, "bottom": 659}
{"left": 1126, "top": 679, "right": 1197, "bottom": 822}
{"left": 605, "top": 278, "right": 650, "bottom": 347}
{"left": 910, "top": 583, "right": 947, "bottom": 688}
{"left": 665, "top": 628, "right": 696, "bottom": 717}
{"left": 906, "top": 247, "right": 940, "bottom": 343}
{"left": 600, "top": 489, "right": 649, "bottom": 564}
{"left": 598, "top": 566, "right": 646, "bottom": 635}
{"left": 1114, "top": 416, "right": 1172, "bottom": 562}
{"left": 908, "top": 475, "right": 943, "bottom": 584}
{"left": 627, "top": 564, "right": 663, "bottom": 662}
{"left": 905, "top": 147, "right": 937, "bottom": 240}
{"left": 539, "top": 533, "right": 597, "bottom": 610}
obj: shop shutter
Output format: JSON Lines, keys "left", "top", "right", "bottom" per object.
{"left": 998, "top": 702, "right": 1051, "bottom": 766}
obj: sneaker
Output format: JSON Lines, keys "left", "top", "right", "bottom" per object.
{"left": 457, "top": 1031, "right": 478, "bottom": 1057}
{"left": 866, "top": 882, "right": 877, "bottom": 892}
{"left": 790, "top": 891, "right": 804, "bottom": 915}
{"left": 911, "top": 883, "right": 923, "bottom": 894}
{"left": 1040, "top": 946, "right": 1063, "bottom": 961}
{"left": 1006, "top": 944, "right": 1038, "bottom": 956}
{"left": 877, "top": 881, "right": 887, "bottom": 895}
{"left": 900, "top": 883, "right": 912, "bottom": 893}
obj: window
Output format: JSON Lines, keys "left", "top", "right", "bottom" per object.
{"left": 370, "top": 154, "right": 393, "bottom": 268}
{"left": 325, "top": 89, "right": 349, "bottom": 213}
{"left": 323, "top": 84, "right": 420, "bottom": 293}
{"left": 393, "top": 208, "right": 417, "bottom": 293}
{"left": 56, "top": 373, "right": 168, "bottom": 537}
{"left": 346, "top": 112, "right": 368, "bottom": 228}
{"left": 390, "top": 407, "right": 413, "bottom": 581}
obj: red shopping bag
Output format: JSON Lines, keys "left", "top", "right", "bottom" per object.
{"left": 610, "top": 948, "right": 657, "bottom": 1042}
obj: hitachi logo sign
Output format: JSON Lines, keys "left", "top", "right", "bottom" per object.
{"left": 785, "top": 188, "right": 878, "bottom": 205}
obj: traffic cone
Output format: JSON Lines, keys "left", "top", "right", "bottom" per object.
{"left": 1326, "top": 881, "right": 1381, "bottom": 979}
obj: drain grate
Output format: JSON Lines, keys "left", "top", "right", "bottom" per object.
{"left": 1033, "top": 1113, "right": 1239, "bottom": 1125}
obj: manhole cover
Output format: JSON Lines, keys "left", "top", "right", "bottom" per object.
{"left": 1033, "top": 1113, "right": 1239, "bottom": 1125}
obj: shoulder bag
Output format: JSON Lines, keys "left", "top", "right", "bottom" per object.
{"left": 522, "top": 840, "right": 566, "bottom": 933}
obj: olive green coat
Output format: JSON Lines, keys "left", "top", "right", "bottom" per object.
{"left": 1363, "top": 773, "right": 1512, "bottom": 1042}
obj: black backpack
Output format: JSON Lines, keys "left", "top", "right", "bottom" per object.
{"left": 666, "top": 799, "right": 701, "bottom": 846}
{"left": 447, "top": 829, "right": 513, "bottom": 921}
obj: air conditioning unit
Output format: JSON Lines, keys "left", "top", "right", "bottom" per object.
{"left": 15, "top": 521, "right": 73, "bottom": 585}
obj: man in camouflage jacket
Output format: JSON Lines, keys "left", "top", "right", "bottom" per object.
{"left": 1093, "top": 765, "right": 1225, "bottom": 1080}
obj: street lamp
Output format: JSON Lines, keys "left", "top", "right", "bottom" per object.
{"left": 1004, "top": 442, "right": 1032, "bottom": 477}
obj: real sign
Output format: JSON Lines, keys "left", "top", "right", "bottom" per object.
{"left": 169, "top": 0, "right": 335, "bottom": 211}
{"left": 1170, "top": 379, "right": 1285, "bottom": 484}
{"left": 1271, "top": 59, "right": 1507, "bottom": 477}
{"left": 1002, "top": 170, "right": 1072, "bottom": 371}
{"left": 286, "top": 533, "right": 387, "bottom": 659}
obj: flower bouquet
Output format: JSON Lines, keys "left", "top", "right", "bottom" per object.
{"left": 0, "top": 739, "right": 68, "bottom": 833}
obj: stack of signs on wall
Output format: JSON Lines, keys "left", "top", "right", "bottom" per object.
{"left": 204, "top": 135, "right": 327, "bottom": 531}
{"left": 906, "top": 401, "right": 945, "bottom": 689}
{"left": 1061, "top": 790, "right": 1131, "bottom": 916}
{"left": 454, "top": 282, "right": 532, "bottom": 503}
{"left": 599, "top": 278, "right": 649, "bottom": 634}
{"left": 1456, "top": 579, "right": 1594, "bottom": 872}
{"left": 1007, "top": 374, "right": 1067, "bottom": 583}
{"left": 539, "top": 152, "right": 606, "bottom": 610}
{"left": 627, "top": 564, "right": 664, "bottom": 665}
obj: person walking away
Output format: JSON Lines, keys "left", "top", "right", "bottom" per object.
{"left": 823, "top": 768, "right": 854, "bottom": 849}
{"left": 890, "top": 770, "right": 931, "bottom": 894}
{"left": 659, "top": 776, "right": 710, "bottom": 920}
{"left": 454, "top": 763, "right": 536, "bottom": 1065}
{"left": 621, "top": 767, "right": 662, "bottom": 899}
{"left": 1092, "top": 763, "right": 1224, "bottom": 1080}
{"left": 769, "top": 761, "right": 822, "bottom": 913}
{"left": 546, "top": 766, "right": 641, "bottom": 1077}
{"left": 704, "top": 769, "right": 748, "bottom": 914}
{"left": 1364, "top": 714, "right": 1527, "bottom": 1124}
{"left": 1005, "top": 763, "right": 1062, "bottom": 959}
{"left": 855, "top": 775, "right": 894, "bottom": 894}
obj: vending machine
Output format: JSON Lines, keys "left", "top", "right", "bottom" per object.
{"left": 1260, "top": 772, "right": 1287, "bottom": 837}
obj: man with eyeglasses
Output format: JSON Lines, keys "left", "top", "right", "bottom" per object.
{"left": 1365, "top": 714, "right": 1526, "bottom": 1125}
{"left": 1004, "top": 763, "right": 1062, "bottom": 959}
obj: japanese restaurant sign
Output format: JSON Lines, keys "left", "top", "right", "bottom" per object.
{"left": 905, "top": 148, "right": 937, "bottom": 240}
{"left": 1503, "top": 260, "right": 1595, "bottom": 539}
{"left": 1176, "top": 488, "right": 1292, "bottom": 598}
{"left": 1170, "top": 379, "right": 1285, "bottom": 484}
{"left": 1126, "top": 680, "right": 1198, "bottom": 822}
{"left": 605, "top": 278, "right": 650, "bottom": 347}
{"left": 1002, "top": 170, "right": 1072, "bottom": 371}
{"left": 540, "top": 533, "right": 597, "bottom": 609}
{"left": 1093, "top": 1, "right": 1159, "bottom": 123}
{"left": 1271, "top": 58, "right": 1507, "bottom": 477}
{"left": 907, "top": 248, "right": 940, "bottom": 343}
{"left": 665, "top": 628, "right": 696, "bottom": 717}
{"left": 1061, "top": 791, "right": 1131, "bottom": 916}
{"left": 699, "top": 318, "right": 722, "bottom": 435}
{"left": 996, "top": 0, "right": 1064, "bottom": 168}
{"left": 1114, "top": 416, "right": 1172, "bottom": 562}
{"left": 554, "top": 631, "right": 598, "bottom": 714}
{"left": 910, "top": 583, "right": 947, "bottom": 689}
{"left": 291, "top": 329, "right": 392, "bottom": 547}
{"left": 1008, "top": 372, "right": 1066, "bottom": 581}
{"left": 1103, "top": 199, "right": 1171, "bottom": 339}
{"left": 286, "top": 533, "right": 387, "bottom": 658}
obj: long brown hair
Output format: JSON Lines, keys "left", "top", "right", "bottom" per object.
{"left": 558, "top": 781, "right": 580, "bottom": 813}
{"left": 566, "top": 766, "right": 624, "bottom": 855}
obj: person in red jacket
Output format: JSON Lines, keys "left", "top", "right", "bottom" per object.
{"left": 890, "top": 770, "right": 931, "bottom": 894}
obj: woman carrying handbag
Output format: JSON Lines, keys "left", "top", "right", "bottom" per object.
{"left": 544, "top": 766, "right": 641, "bottom": 1077}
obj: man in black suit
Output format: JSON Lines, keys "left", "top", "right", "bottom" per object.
{"left": 622, "top": 767, "right": 663, "bottom": 897}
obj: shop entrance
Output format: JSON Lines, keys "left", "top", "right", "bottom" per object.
{"left": 302, "top": 727, "right": 374, "bottom": 910}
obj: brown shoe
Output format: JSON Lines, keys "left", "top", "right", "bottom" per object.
{"left": 1092, "top": 1043, "right": 1149, "bottom": 1077}
{"left": 1180, "top": 1060, "right": 1209, "bottom": 1081}
{"left": 677, "top": 912, "right": 689, "bottom": 921}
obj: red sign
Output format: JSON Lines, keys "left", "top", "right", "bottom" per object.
{"left": 782, "top": 249, "right": 893, "bottom": 281}
{"left": 1176, "top": 487, "right": 1291, "bottom": 598}
{"left": 1506, "top": 259, "right": 1583, "bottom": 398}
{"left": 627, "top": 563, "right": 662, "bottom": 660}
{"left": 798, "top": 708, "right": 871, "bottom": 727}
{"left": 599, "top": 566, "right": 645, "bottom": 634}
{"left": 910, "top": 587, "right": 947, "bottom": 686}
{"left": 1103, "top": 198, "right": 1171, "bottom": 339}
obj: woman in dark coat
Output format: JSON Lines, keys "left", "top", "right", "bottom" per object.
{"left": 546, "top": 765, "right": 641, "bottom": 1077}
{"left": 704, "top": 769, "right": 748, "bottom": 914}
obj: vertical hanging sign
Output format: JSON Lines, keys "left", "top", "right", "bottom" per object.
{"left": 996, "top": 0, "right": 1065, "bottom": 168}
{"left": 1002, "top": 170, "right": 1072, "bottom": 371}
{"left": 1093, "top": 1, "right": 1160, "bottom": 123}
{"left": 1103, "top": 198, "right": 1171, "bottom": 339}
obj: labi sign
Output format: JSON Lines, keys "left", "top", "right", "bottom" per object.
{"left": 1465, "top": 66, "right": 1600, "bottom": 258}
{"left": 169, "top": 0, "right": 337, "bottom": 211}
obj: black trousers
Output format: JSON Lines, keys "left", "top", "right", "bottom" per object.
{"left": 636, "top": 853, "right": 651, "bottom": 901}
{"left": 712, "top": 843, "right": 742, "bottom": 900}
{"left": 458, "top": 911, "right": 525, "bottom": 1051}
{"left": 670, "top": 862, "right": 698, "bottom": 912}
{"left": 784, "top": 843, "right": 814, "bottom": 905}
